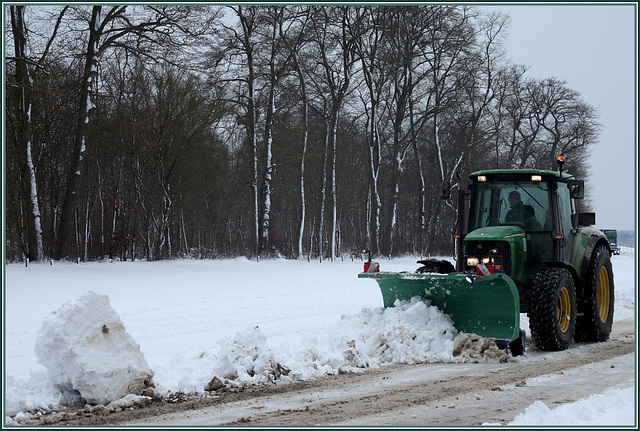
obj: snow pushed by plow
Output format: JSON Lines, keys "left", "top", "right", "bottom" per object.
{"left": 284, "top": 298, "right": 460, "bottom": 379}
{"left": 44, "top": 295, "right": 463, "bottom": 407}
{"left": 4, "top": 257, "right": 468, "bottom": 417}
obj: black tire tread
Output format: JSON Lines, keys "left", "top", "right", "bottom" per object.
{"left": 528, "top": 267, "right": 577, "bottom": 351}
{"left": 575, "top": 245, "right": 614, "bottom": 342}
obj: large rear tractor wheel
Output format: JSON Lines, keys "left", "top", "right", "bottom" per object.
{"left": 575, "top": 245, "right": 614, "bottom": 342}
{"left": 528, "top": 267, "right": 577, "bottom": 351}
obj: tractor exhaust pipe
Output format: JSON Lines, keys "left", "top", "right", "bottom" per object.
{"left": 455, "top": 187, "right": 466, "bottom": 272}
{"left": 441, "top": 180, "right": 466, "bottom": 272}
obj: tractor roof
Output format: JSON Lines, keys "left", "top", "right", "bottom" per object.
{"left": 469, "top": 169, "right": 576, "bottom": 181}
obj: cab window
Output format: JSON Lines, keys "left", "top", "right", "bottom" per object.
{"left": 470, "top": 181, "right": 550, "bottom": 232}
{"left": 556, "top": 182, "right": 574, "bottom": 236}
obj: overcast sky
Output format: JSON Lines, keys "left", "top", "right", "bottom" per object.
{"left": 477, "top": 4, "right": 637, "bottom": 231}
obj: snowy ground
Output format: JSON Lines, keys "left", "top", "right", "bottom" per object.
{"left": 3, "top": 247, "right": 636, "bottom": 426}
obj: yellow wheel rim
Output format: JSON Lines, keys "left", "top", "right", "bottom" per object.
{"left": 557, "top": 286, "right": 571, "bottom": 333}
{"left": 597, "top": 266, "right": 611, "bottom": 323}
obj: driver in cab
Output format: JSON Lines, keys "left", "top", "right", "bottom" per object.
{"left": 505, "top": 190, "right": 538, "bottom": 229}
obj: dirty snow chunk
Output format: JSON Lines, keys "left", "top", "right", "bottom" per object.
{"left": 453, "top": 333, "right": 509, "bottom": 363}
{"left": 215, "top": 355, "right": 239, "bottom": 380}
{"left": 204, "top": 376, "right": 225, "bottom": 392}
{"left": 106, "top": 394, "right": 152, "bottom": 412}
{"left": 215, "top": 326, "right": 288, "bottom": 384}
{"left": 34, "top": 291, "right": 154, "bottom": 405}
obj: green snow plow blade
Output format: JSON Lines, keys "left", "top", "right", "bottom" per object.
{"left": 358, "top": 271, "right": 521, "bottom": 342}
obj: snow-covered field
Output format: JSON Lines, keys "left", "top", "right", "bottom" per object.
{"left": 3, "top": 247, "right": 636, "bottom": 425}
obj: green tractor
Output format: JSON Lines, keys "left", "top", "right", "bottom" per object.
{"left": 359, "top": 157, "right": 614, "bottom": 354}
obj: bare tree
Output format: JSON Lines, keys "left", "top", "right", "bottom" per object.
{"left": 8, "top": 6, "right": 43, "bottom": 262}
{"left": 222, "top": 5, "right": 262, "bottom": 257}
{"left": 309, "top": 6, "right": 358, "bottom": 260}
{"left": 255, "top": 6, "right": 309, "bottom": 256}
{"left": 4, "top": 5, "right": 602, "bottom": 262}
{"left": 7, "top": 6, "right": 68, "bottom": 261}
{"left": 417, "top": 6, "right": 478, "bottom": 252}
{"left": 286, "top": 9, "right": 312, "bottom": 259}
{"left": 529, "top": 77, "right": 600, "bottom": 173}
{"left": 54, "top": 5, "right": 201, "bottom": 259}
{"left": 349, "top": 5, "right": 387, "bottom": 256}
{"left": 378, "top": 6, "right": 438, "bottom": 255}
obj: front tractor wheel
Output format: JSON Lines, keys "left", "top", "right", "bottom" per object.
{"left": 575, "top": 246, "right": 615, "bottom": 342}
{"left": 528, "top": 267, "right": 577, "bottom": 351}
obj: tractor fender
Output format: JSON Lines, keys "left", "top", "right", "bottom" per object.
{"left": 539, "top": 260, "right": 580, "bottom": 286}
{"left": 579, "top": 234, "right": 611, "bottom": 286}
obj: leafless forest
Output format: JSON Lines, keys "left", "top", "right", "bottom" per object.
{"left": 5, "top": 5, "right": 600, "bottom": 262}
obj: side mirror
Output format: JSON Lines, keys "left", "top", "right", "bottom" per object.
{"left": 569, "top": 180, "right": 584, "bottom": 199}
{"left": 577, "top": 212, "right": 595, "bottom": 226}
{"left": 440, "top": 181, "right": 451, "bottom": 200}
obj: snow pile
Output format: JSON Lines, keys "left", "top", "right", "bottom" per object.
{"left": 611, "top": 247, "right": 635, "bottom": 320}
{"left": 329, "top": 298, "right": 459, "bottom": 365}
{"left": 34, "top": 291, "right": 155, "bottom": 405}
{"left": 208, "top": 326, "right": 290, "bottom": 387}
{"left": 4, "top": 251, "right": 635, "bottom": 424}
{"left": 188, "top": 298, "right": 460, "bottom": 393}
{"left": 452, "top": 333, "right": 510, "bottom": 363}
{"left": 3, "top": 372, "right": 61, "bottom": 416}
{"left": 27, "top": 291, "right": 461, "bottom": 407}
{"left": 284, "top": 298, "right": 459, "bottom": 378}
{"left": 506, "top": 386, "right": 635, "bottom": 426}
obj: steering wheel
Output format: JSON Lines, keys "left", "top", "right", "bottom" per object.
{"left": 502, "top": 221, "right": 526, "bottom": 229}
{"left": 486, "top": 216, "right": 500, "bottom": 226}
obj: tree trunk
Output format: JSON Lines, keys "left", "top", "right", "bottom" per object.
{"left": 260, "top": 89, "right": 275, "bottom": 255}
{"left": 318, "top": 115, "right": 329, "bottom": 259}
{"left": 409, "top": 98, "right": 426, "bottom": 255}
{"left": 10, "top": 6, "right": 44, "bottom": 262}
{"left": 54, "top": 6, "right": 102, "bottom": 260}
{"left": 329, "top": 110, "right": 338, "bottom": 261}
{"left": 295, "top": 57, "right": 308, "bottom": 259}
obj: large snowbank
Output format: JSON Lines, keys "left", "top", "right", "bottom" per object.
{"left": 34, "top": 291, "right": 154, "bottom": 405}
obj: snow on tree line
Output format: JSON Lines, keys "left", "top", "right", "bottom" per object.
{"left": 4, "top": 5, "right": 600, "bottom": 263}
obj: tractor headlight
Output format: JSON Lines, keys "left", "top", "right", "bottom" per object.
{"left": 467, "top": 256, "right": 492, "bottom": 267}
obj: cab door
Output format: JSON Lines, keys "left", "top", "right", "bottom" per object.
{"left": 555, "top": 182, "right": 575, "bottom": 262}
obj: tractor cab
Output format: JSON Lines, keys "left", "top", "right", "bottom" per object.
{"left": 468, "top": 173, "right": 552, "bottom": 233}
{"left": 459, "top": 158, "right": 592, "bottom": 300}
